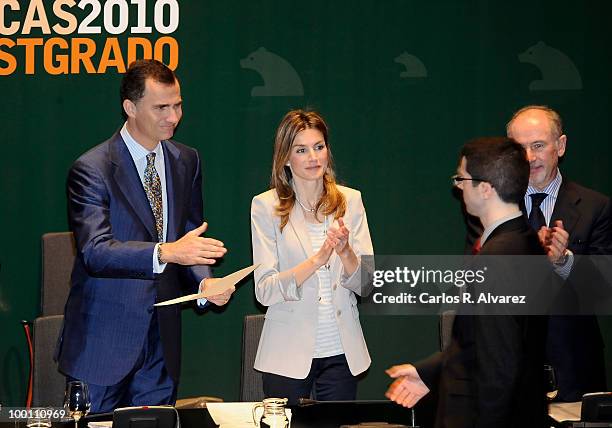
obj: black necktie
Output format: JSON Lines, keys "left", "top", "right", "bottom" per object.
{"left": 528, "top": 193, "right": 548, "bottom": 231}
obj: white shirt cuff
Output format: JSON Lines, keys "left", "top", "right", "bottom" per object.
{"left": 197, "top": 279, "right": 208, "bottom": 307}
{"left": 153, "top": 243, "right": 167, "bottom": 274}
{"left": 554, "top": 249, "right": 574, "bottom": 280}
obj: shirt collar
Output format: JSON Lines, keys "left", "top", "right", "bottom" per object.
{"left": 120, "top": 122, "right": 162, "bottom": 160}
{"left": 481, "top": 211, "right": 523, "bottom": 245}
{"left": 526, "top": 168, "right": 563, "bottom": 197}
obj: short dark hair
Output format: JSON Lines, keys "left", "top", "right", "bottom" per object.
{"left": 120, "top": 59, "right": 177, "bottom": 118}
{"left": 460, "top": 137, "right": 529, "bottom": 204}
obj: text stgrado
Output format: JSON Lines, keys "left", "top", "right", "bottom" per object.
{"left": 0, "top": 0, "right": 180, "bottom": 75}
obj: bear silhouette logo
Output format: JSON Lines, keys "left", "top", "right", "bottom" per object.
{"left": 518, "top": 41, "right": 582, "bottom": 91}
{"left": 240, "top": 47, "right": 304, "bottom": 96}
{"left": 395, "top": 51, "right": 427, "bottom": 78}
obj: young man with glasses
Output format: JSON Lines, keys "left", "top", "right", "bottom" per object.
{"left": 387, "top": 137, "right": 549, "bottom": 428}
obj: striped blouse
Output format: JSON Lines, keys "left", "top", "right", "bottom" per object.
{"left": 306, "top": 221, "right": 344, "bottom": 358}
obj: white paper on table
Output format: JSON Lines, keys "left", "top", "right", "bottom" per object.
{"left": 206, "top": 402, "right": 291, "bottom": 428}
{"left": 154, "top": 264, "right": 259, "bottom": 307}
{"left": 206, "top": 402, "right": 256, "bottom": 427}
{"left": 88, "top": 422, "right": 112, "bottom": 428}
{"left": 548, "top": 401, "right": 581, "bottom": 422}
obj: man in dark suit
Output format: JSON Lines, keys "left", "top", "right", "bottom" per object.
{"left": 56, "top": 60, "right": 235, "bottom": 413}
{"left": 465, "top": 106, "right": 611, "bottom": 401}
{"left": 507, "top": 106, "right": 610, "bottom": 402}
{"left": 386, "top": 138, "right": 549, "bottom": 427}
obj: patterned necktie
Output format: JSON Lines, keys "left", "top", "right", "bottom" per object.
{"left": 144, "top": 152, "right": 164, "bottom": 242}
{"left": 528, "top": 193, "right": 548, "bottom": 231}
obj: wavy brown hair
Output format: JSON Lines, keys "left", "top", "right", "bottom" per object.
{"left": 270, "top": 109, "right": 346, "bottom": 231}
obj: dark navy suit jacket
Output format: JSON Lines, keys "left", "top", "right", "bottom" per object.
{"left": 546, "top": 180, "right": 610, "bottom": 401}
{"left": 464, "top": 180, "right": 612, "bottom": 401}
{"left": 57, "top": 132, "right": 210, "bottom": 386}
{"left": 418, "top": 217, "right": 549, "bottom": 428}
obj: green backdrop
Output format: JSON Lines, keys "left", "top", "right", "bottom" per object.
{"left": 1, "top": 0, "right": 611, "bottom": 405}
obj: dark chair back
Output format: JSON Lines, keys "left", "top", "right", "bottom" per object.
{"left": 41, "top": 232, "right": 76, "bottom": 316}
{"left": 32, "top": 315, "right": 65, "bottom": 407}
{"left": 240, "top": 314, "right": 265, "bottom": 401}
{"left": 439, "top": 310, "right": 456, "bottom": 351}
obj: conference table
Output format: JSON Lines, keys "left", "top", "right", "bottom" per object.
{"left": 2, "top": 400, "right": 606, "bottom": 428}
{"left": 0, "top": 401, "right": 417, "bottom": 428}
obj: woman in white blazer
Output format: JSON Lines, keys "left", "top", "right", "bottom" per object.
{"left": 250, "top": 109, "right": 374, "bottom": 404}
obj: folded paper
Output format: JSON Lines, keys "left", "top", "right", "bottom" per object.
{"left": 154, "top": 264, "right": 259, "bottom": 307}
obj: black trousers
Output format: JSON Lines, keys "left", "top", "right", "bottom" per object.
{"left": 262, "top": 354, "right": 357, "bottom": 405}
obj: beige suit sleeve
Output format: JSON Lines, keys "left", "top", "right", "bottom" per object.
{"left": 340, "top": 191, "right": 374, "bottom": 295}
{"left": 251, "top": 195, "right": 303, "bottom": 306}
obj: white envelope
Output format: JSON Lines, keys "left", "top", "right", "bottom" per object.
{"left": 154, "top": 264, "right": 259, "bottom": 307}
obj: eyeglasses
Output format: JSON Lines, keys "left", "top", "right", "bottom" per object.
{"left": 451, "top": 175, "right": 486, "bottom": 186}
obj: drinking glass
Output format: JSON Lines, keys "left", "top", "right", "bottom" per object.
{"left": 26, "top": 408, "right": 52, "bottom": 428}
{"left": 544, "top": 364, "right": 558, "bottom": 400}
{"left": 64, "top": 381, "right": 91, "bottom": 428}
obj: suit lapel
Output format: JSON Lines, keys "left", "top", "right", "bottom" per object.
{"left": 288, "top": 204, "right": 314, "bottom": 258}
{"left": 109, "top": 133, "right": 157, "bottom": 239}
{"left": 162, "top": 140, "right": 185, "bottom": 242}
{"left": 551, "top": 181, "right": 581, "bottom": 234}
{"left": 327, "top": 213, "right": 341, "bottom": 282}
{"left": 288, "top": 206, "right": 342, "bottom": 280}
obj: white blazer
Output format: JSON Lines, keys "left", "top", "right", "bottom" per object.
{"left": 250, "top": 185, "right": 373, "bottom": 379}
